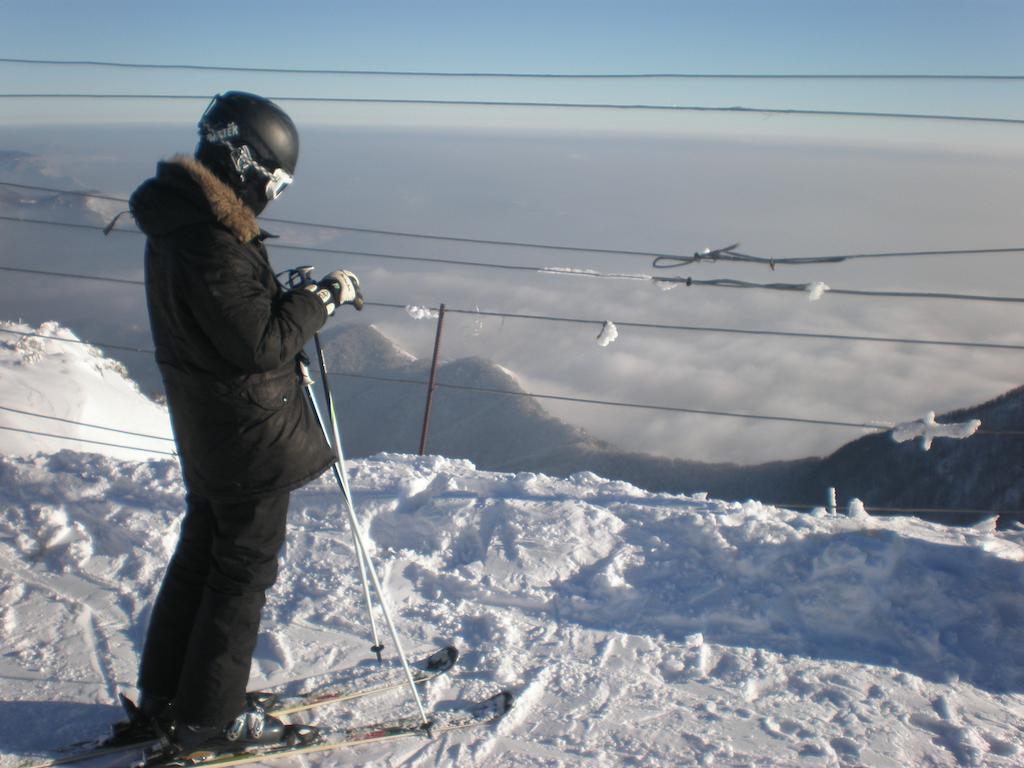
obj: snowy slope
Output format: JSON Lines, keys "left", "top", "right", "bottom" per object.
{"left": 2, "top": 328, "right": 1024, "bottom": 767}
{"left": 0, "top": 322, "right": 173, "bottom": 461}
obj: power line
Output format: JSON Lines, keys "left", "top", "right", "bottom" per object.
{"left": 0, "top": 181, "right": 128, "bottom": 204}
{"left": 4, "top": 57, "right": 1023, "bottom": 80}
{"left": 0, "top": 327, "right": 154, "bottom": 354}
{"left": 1, "top": 264, "right": 144, "bottom": 286}
{"left": 326, "top": 371, "right": 425, "bottom": 388}
{"left": 0, "top": 405, "right": 1013, "bottom": 520}
{"left": 5, "top": 182, "right": 1024, "bottom": 269}
{"left": 857, "top": 505, "right": 1024, "bottom": 516}
{"left": 0, "top": 423, "right": 176, "bottom": 456}
{"left": 7, "top": 182, "right": 702, "bottom": 262}
{"left": 0, "top": 327, "right": 891, "bottom": 432}
{"left": 772, "top": 502, "right": 1024, "bottom": 517}
{"left": 432, "top": 379, "right": 888, "bottom": 430}
{"left": 429, "top": 304, "right": 1024, "bottom": 352}
{"left": 1, "top": 93, "right": 1022, "bottom": 127}
{"left": 5, "top": 214, "right": 1024, "bottom": 306}
{"left": 651, "top": 243, "right": 1024, "bottom": 270}
{"left": 328, "top": 370, "right": 1023, "bottom": 437}
{"left": 0, "top": 329, "right": 903, "bottom": 431}
{"left": 0, "top": 404, "right": 173, "bottom": 442}
{"left": 657, "top": 276, "right": 1024, "bottom": 305}
{"left": 1, "top": 406, "right": 1013, "bottom": 516}
{"left": 2, "top": 328, "right": 1017, "bottom": 438}
{"left": 0, "top": 214, "right": 114, "bottom": 235}
{"left": 2, "top": 266, "right": 1023, "bottom": 352}
{"left": 322, "top": 371, "right": 879, "bottom": 429}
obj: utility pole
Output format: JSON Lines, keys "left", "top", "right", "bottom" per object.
{"left": 419, "top": 304, "right": 446, "bottom": 456}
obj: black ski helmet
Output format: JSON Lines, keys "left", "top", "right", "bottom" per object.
{"left": 196, "top": 91, "right": 299, "bottom": 206}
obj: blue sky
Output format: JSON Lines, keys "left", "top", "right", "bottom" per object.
{"left": 1, "top": 0, "right": 1023, "bottom": 142}
{"left": 1, "top": 0, "right": 1021, "bottom": 73}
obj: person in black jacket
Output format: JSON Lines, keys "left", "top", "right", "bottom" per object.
{"left": 126, "top": 92, "right": 360, "bottom": 756}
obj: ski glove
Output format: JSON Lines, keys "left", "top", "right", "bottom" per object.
{"left": 306, "top": 270, "right": 363, "bottom": 315}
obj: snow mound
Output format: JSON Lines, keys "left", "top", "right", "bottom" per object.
{"left": 0, "top": 321, "right": 173, "bottom": 460}
{"left": 2, "top": 450, "right": 1024, "bottom": 766}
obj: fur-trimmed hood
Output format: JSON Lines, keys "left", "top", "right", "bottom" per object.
{"left": 130, "top": 154, "right": 260, "bottom": 243}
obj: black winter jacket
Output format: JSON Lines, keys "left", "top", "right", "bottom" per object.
{"left": 130, "top": 155, "right": 334, "bottom": 501}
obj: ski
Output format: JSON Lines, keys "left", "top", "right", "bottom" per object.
{"left": 19, "top": 645, "right": 458, "bottom": 768}
{"left": 265, "top": 644, "right": 457, "bottom": 717}
{"left": 141, "top": 691, "right": 514, "bottom": 767}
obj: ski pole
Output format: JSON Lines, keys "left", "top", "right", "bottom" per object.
{"left": 301, "top": 365, "right": 384, "bottom": 661}
{"left": 308, "top": 333, "right": 430, "bottom": 726}
{"left": 283, "top": 267, "right": 384, "bottom": 653}
{"left": 284, "top": 264, "right": 427, "bottom": 725}
{"left": 307, "top": 354, "right": 385, "bottom": 663}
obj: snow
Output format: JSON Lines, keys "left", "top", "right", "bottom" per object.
{"left": 806, "top": 282, "right": 830, "bottom": 301}
{"left": 406, "top": 305, "right": 440, "bottom": 321}
{"left": 2, "top": 324, "right": 1024, "bottom": 767}
{"left": 892, "top": 411, "right": 983, "bottom": 451}
{"left": 0, "top": 322, "right": 173, "bottom": 461}
{"left": 81, "top": 194, "right": 126, "bottom": 223}
{"left": 539, "top": 266, "right": 651, "bottom": 282}
{"left": 368, "top": 324, "right": 419, "bottom": 363}
{"left": 596, "top": 321, "right": 618, "bottom": 348}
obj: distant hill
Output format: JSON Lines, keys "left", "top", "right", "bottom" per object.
{"left": 562, "top": 389, "right": 1024, "bottom": 525}
{"left": 318, "top": 323, "right": 596, "bottom": 465}
{"left": 0, "top": 150, "right": 45, "bottom": 178}
{"left": 319, "top": 324, "right": 1023, "bottom": 525}
{"left": 783, "top": 388, "right": 1024, "bottom": 524}
{"left": 0, "top": 150, "right": 121, "bottom": 223}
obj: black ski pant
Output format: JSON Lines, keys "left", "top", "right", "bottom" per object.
{"left": 138, "top": 490, "right": 290, "bottom": 726}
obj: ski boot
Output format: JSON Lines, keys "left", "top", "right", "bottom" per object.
{"left": 106, "top": 693, "right": 176, "bottom": 746}
{"left": 155, "top": 704, "right": 317, "bottom": 765}
{"left": 111, "top": 691, "right": 279, "bottom": 749}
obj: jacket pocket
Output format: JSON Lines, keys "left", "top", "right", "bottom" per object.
{"left": 239, "top": 370, "right": 296, "bottom": 413}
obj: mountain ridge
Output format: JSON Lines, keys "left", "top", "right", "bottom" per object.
{"left": 319, "top": 323, "right": 1023, "bottom": 522}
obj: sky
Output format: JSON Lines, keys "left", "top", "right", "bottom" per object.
{"left": 1, "top": 1, "right": 1021, "bottom": 75}
{"left": 1, "top": 1, "right": 1023, "bottom": 141}
{"left": 0, "top": 1, "right": 1023, "bottom": 467}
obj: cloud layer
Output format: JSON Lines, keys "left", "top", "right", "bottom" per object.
{"left": 1, "top": 124, "right": 1021, "bottom": 464}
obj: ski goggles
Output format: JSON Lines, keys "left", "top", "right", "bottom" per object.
{"left": 232, "top": 144, "right": 293, "bottom": 200}
{"left": 261, "top": 166, "right": 293, "bottom": 201}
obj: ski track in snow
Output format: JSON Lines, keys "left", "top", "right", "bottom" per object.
{"left": 1, "top": 449, "right": 1024, "bottom": 767}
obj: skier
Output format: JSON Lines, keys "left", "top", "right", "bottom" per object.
{"left": 127, "top": 91, "right": 360, "bottom": 757}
